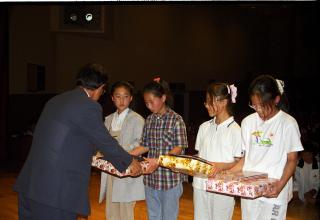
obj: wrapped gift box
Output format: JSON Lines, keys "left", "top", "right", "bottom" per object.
{"left": 213, "top": 171, "right": 268, "bottom": 181}
{"left": 158, "top": 154, "right": 213, "bottom": 178}
{"left": 206, "top": 171, "right": 277, "bottom": 198}
{"left": 91, "top": 156, "right": 149, "bottom": 177}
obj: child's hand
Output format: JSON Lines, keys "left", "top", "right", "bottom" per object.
{"left": 305, "top": 189, "right": 317, "bottom": 204}
{"left": 129, "top": 158, "right": 142, "bottom": 177}
{"left": 208, "top": 162, "right": 222, "bottom": 178}
{"left": 263, "top": 181, "right": 282, "bottom": 198}
{"left": 292, "top": 191, "right": 301, "bottom": 201}
{"left": 145, "top": 158, "right": 159, "bottom": 174}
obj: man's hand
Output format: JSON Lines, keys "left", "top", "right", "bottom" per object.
{"left": 95, "top": 151, "right": 104, "bottom": 158}
{"left": 77, "top": 215, "right": 88, "bottom": 220}
{"left": 128, "top": 158, "right": 142, "bottom": 177}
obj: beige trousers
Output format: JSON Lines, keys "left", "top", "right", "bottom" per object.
{"left": 106, "top": 175, "right": 136, "bottom": 220}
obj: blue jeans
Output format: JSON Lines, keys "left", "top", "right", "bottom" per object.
{"left": 145, "top": 183, "right": 183, "bottom": 220}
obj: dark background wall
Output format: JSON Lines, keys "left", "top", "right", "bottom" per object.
{"left": 9, "top": 4, "right": 318, "bottom": 93}
{"left": 1, "top": 3, "right": 319, "bottom": 165}
{"left": 0, "top": 6, "right": 9, "bottom": 162}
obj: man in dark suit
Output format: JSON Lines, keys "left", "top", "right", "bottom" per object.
{"left": 14, "top": 63, "right": 142, "bottom": 220}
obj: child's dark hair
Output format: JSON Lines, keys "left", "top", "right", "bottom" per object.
{"left": 110, "top": 81, "right": 134, "bottom": 96}
{"left": 76, "top": 63, "right": 108, "bottom": 89}
{"left": 248, "top": 74, "right": 289, "bottom": 112}
{"left": 206, "top": 82, "right": 235, "bottom": 116}
{"left": 143, "top": 77, "right": 173, "bottom": 108}
{"left": 297, "top": 146, "right": 319, "bottom": 169}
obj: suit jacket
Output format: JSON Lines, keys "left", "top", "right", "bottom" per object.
{"left": 99, "top": 109, "right": 145, "bottom": 203}
{"left": 14, "top": 87, "right": 133, "bottom": 215}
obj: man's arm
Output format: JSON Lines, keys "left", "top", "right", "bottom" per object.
{"left": 77, "top": 103, "right": 137, "bottom": 173}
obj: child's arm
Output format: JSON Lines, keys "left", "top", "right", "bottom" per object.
{"left": 292, "top": 166, "right": 301, "bottom": 200}
{"left": 144, "top": 146, "right": 185, "bottom": 174}
{"left": 168, "top": 146, "right": 183, "bottom": 155}
{"left": 264, "top": 151, "right": 298, "bottom": 198}
{"left": 210, "top": 157, "right": 241, "bottom": 172}
{"left": 129, "top": 146, "right": 149, "bottom": 156}
{"left": 228, "top": 157, "right": 245, "bottom": 173}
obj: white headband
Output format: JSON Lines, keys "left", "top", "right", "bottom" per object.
{"left": 227, "top": 84, "right": 237, "bottom": 103}
{"left": 276, "top": 79, "right": 284, "bottom": 95}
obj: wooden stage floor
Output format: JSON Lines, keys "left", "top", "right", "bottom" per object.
{"left": 0, "top": 171, "right": 319, "bottom": 220}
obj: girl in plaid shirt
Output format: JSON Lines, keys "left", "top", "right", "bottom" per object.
{"left": 130, "top": 77, "right": 188, "bottom": 220}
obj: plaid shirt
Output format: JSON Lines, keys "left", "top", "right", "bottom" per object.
{"left": 141, "top": 108, "right": 188, "bottom": 190}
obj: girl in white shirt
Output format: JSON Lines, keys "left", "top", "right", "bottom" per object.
{"left": 193, "top": 82, "right": 242, "bottom": 220}
{"left": 230, "top": 74, "right": 304, "bottom": 220}
{"left": 99, "top": 81, "right": 145, "bottom": 220}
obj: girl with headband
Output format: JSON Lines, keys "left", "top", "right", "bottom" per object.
{"left": 193, "top": 82, "right": 242, "bottom": 220}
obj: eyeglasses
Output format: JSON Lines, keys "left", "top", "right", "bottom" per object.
{"left": 204, "top": 98, "right": 224, "bottom": 107}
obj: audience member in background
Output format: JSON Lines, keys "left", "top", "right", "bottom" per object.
{"left": 22, "top": 120, "right": 36, "bottom": 136}
{"left": 193, "top": 82, "right": 242, "bottom": 220}
{"left": 293, "top": 146, "right": 319, "bottom": 204}
{"left": 14, "top": 63, "right": 142, "bottom": 220}
{"left": 230, "top": 74, "right": 303, "bottom": 220}
{"left": 130, "top": 77, "right": 188, "bottom": 220}
{"left": 98, "top": 81, "right": 145, "bottom": 220}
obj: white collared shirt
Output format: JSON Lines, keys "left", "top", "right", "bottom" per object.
{"left": 83, "top": 88, "right": 90, "bottom": 97}
{"left": 110, "top": 108, "right": 129, "bottom": 131}
{"left": 193, "top": 116, "right": 242, "bottom": 190}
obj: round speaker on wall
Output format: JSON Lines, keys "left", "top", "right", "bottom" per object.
{"left": 50, "top": 5, "right": 106, "bottom": 33}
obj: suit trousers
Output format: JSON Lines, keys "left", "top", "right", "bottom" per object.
{"left": 18, "top": 194, "right": 77, "bottom": 220}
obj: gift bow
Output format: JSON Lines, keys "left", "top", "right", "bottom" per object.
{"left": 229, "top": 84, "right": 237, "bottom": 103}
{"left": 153, "top": 77, "right": 160, "bottom": 83}
{"left": 276, "top": 79, "right": 284, "bottom": 95}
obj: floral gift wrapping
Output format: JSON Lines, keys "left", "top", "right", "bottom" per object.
{"left": 205, "top": 171, "right": 278, "bottom": 198}
{"left": 91, "top": 156, "right": 149, "bottom": 177}
{"left": 158, "top": 154, "right": 214, "bottom": 178}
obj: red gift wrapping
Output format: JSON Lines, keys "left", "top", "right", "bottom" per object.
{"left": 91, "top": 156, "right": 149, "bottom": 177}
{"left": 205, "top": 171, "right": 278, "bottom": 198}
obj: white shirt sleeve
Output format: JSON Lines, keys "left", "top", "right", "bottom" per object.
{"left": 195, "top": 124, "right": 204, "bottom": 152}
{"left": 284, "top": 121, "right": 304, "bottom": 153}
{"left": 231, "top": 125, "right": 242, "bottom": 158}
{"left": 241, "top": 119, "right": 250, "bottom": 154}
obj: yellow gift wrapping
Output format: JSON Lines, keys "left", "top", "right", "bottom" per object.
{"left": 158, "top": 154, "right": 213, "bottom": 178}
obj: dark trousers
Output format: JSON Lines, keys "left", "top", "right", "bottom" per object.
{"left": 18, "top": 194, "right": 77, "bottom": 220}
